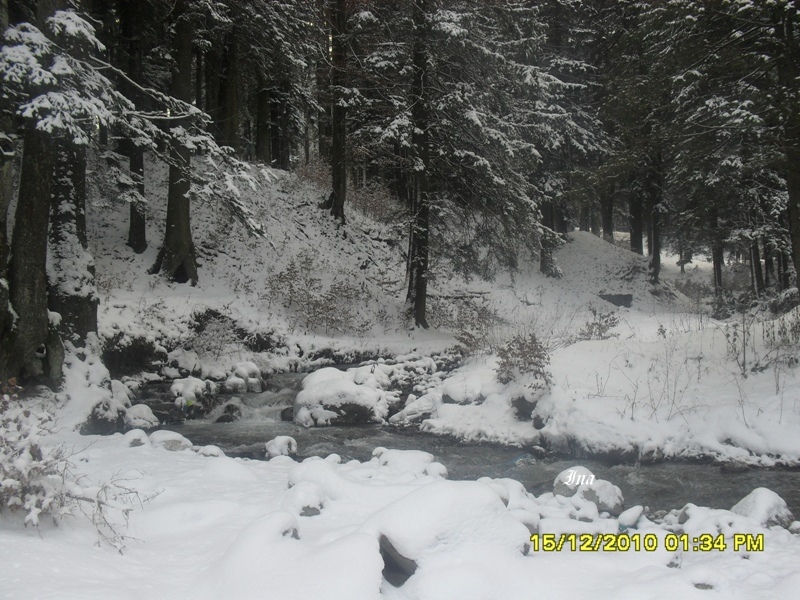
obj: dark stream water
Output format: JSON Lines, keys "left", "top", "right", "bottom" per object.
{"left": 169, "top": 373, "right": 800, "bottom": 517}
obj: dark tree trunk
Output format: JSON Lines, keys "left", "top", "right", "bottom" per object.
{"left": 649, "top": 208, "right": 661, "bottom": 283}
{"left": 751, "top": 242, "right": 765, "bottom": 295}
{"left": 194, "top": 50, "right": 203, "bottom": 108}
{"left": 151, "top": 2, "right": 198, "bottom": 285}
{"left": 406, "top": 0, "right": 430, "bottom": 329}
{"left": 119, "top": 0, "right": 147, "bottom": 253}
{"left": 205, "top": 47, "right": 222, "bottom": 139}
{"left": 126, "top": 143, "right": 147, "bottom": 253}
{"left": 786, "top": 132, "right": 800, "bottom": 287}
{"left": 539, "top": 202, "right": 560, "bottom": 277}
{"left": 600, "top": 182, "right": 614, "bottom": 243}
{"left": 329, "top": 0, "right": 347, "bottom": 223}
{"left": 3, "top": 127, "right": 62, "bottom": 383}
{"left": 764, "top": 239, "right": 773, "bottom": 288}
{"left": 218, "top": 34, "right": 240, "bottom": 152}
{"left": 316, "top": 0, "right": 330, "bottom": 162}
{"left": 629, "top": 187, "right": 644, "bottom": 255}
{"left": 49, "top": 143, "right": 98, "bottom": 344}
{"left": 589, "top": 207, "right": 600, "bottom": 237}
{"left": 255, "top": 73, "right": 272, "bottom": 164}
{"left": 712, "top": 245, "right": 724, "bottom": 295}
{"left": 0, "top": 121, "right": 14, "bottom": 381}
{"left": 645, "top": 154, "right": 663, "bottom": 283}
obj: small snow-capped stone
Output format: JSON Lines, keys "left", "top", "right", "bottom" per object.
{"left": 266, "top": 435, "right": 298, "bottom": 458}
{"left": 149, "top": 429, "right": 192, "bottom": 451}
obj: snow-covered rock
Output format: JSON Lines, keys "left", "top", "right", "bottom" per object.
{"left": 124, "top": 403, "right": 159, "bottom": 429}
{"left": 282, "top": 481, "right": 326, "bottom": 517}
{"left": 731, "top": 487, "right": 794, "bottom": 528}
{"left": 266, "top": 436, "right": 298, "bottom": 458}
{"left": 389, "top": 392, "right": 440, "bottom": 425}
{"left": 553, "top": 466, "right": 596, "bottom": 497}
{"left": 171, "top": 377, "right": 216, "bottom": 408}
{"left": 441, "top": 372, "right": 486, "bottom": 405}
{"left": 233, "top": 362, "right": 264, "bottom": 392}
{"left": 149, "top": 429, "right": 192, "bottom": 451}
{"left": 580, "top": 479, "right": 625, "bottom": 517}
{"left": 294, "top": 378, "right": 388, "bottom": 426}
{"left": 121, "top": 428, "right": 150, "bottom": 448}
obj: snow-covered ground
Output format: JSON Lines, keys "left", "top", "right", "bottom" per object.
{"left": 1, "top": 428, "right": 798, "bottom": 600}
{"left": 3, "top": 160, "right": 800, "bottom": 597}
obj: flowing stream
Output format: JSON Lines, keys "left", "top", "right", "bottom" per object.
{"left": 169, "top": 372, "right": 800, "bottom": 516}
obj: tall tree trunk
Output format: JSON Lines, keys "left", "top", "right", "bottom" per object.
{"left": 48, "top": 143, "right": 98, "bottom": 344}
{"left": 3, "top": 127, "right": 62, "bottom": 383}
{"left": 194, "top": 50, "right": 203, "bottom": 108}
{"left": 218, "top": 33, "right": 240, "bottom": 152}
{"left": 120, "top": 0, "right": 147, "bottom": 253}
{"left": 150, "top": 2, "right": 198, "bottom": 285}
{"left": 329, "top": 0, "right": 347, "bottom": 223}
{"left": 600, "top": 182, "right": 614, "bottom": 243}
{"left": 205, "top": 47, "right": 222, "bottom": 139}
{"left": 645, "top": 154, "right": 663, "bottom": 283}
{"left": 786, "top": 130, "right": 800, "bottom": 286}
{"left": 255, "top": 73, "right": 272, "bottom": 164}
{"left": 628, "top": 181, "right": 644, "bottom": 255}
{"left": 316, "top": 0, "right": 330, "bottom": 162}
{"left": 589, "top": 207, "right": 600, "bottom": 237}
{"left": 539, "top": 201, "right": 560, "bottom": 277}
{"left": 763, "top": 239, "right": 773, "bottom": 288}
{"left": 781, "top": 4, "right": 800, "bottom": 289}
{"left": 406, "top": 0, "right": 430, "bottom": 329}
{"left": 0, "top": 121, "right": 14, "bottom": 383}
{"left": 751, "top": 242, "right": 765, "bottom": 295}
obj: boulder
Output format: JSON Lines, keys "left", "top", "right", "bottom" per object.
{"left": 731, "top": 488, "right": 794, "bottom": 528}
{"left": 215, "top": 402, "right": 242, "bottom": 423}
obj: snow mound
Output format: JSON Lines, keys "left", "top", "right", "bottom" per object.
{"left": 361, "top": 480, "right": 531, "bottom": 581}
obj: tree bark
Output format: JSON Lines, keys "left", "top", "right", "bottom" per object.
{"left": 600, "top": 182, "right": 614, "bottom": 243}
{"left": 0, "top": 121, "right": 14, "bottom": 382}
{"left": 3, "top": 127, "right": 61, "bottom": 383}
{"left": 218, "top": 33, "right": 240, "bottom": 152}
{"left": 763, "top": 239, "right": 773, "bottom": 288}
{"left": 329, "top": 0, "right": 347, "bottom": 223}
{"left": 150, "top": 1, "right": 198, "bottom": 285}
{"left": 751, "top": 241, "right": 764, "bottom": 295}
{"left": 48, "top": 143, "right": 98, "bottom": 344}
{"left": 316, "top": 0, "right": 331, "bottom": 163}
{"left": 255, "top": 73, "right": 272, "bottom": 164}
{"left": 628, "top": 184, "right": 644, "bottom": 255}
{"left": 644, "top": 154, "right": 663, "bottom": 283}
{"left": 119, "top": 0, "right": 147, "bottom": 253}
{"left": 406, "top": 0, "right": 430, "bottom": 329}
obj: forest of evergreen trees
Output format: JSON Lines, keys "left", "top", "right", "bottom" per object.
{"left": 1, "top": 0, "right": 799, "bottom": 385}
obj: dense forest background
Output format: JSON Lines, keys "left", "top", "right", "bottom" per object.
{"left": 1, "top": 0, "right": 800, "bottom": 386}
